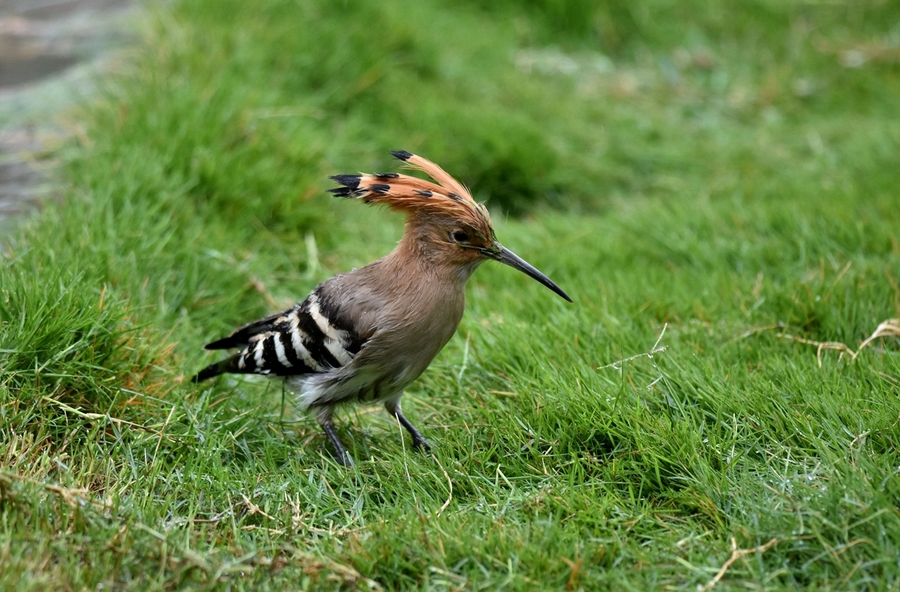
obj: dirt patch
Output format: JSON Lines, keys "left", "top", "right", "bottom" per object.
{"left": 0, "top": 0, "right": 137, "bottom": 223}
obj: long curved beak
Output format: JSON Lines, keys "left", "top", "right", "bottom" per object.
{"left": 485, "top": 243, "right": 572, "bottom": 302}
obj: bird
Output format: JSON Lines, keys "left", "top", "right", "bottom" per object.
{"left": 192, "top": 150, "right": 571, "bottom": 465}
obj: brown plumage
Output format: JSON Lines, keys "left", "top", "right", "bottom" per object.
{"left": 193, "top": 150, "right": 571, "bottom": 465}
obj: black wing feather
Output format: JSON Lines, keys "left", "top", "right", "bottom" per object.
{"left": 195, "top": 285, "right": 372, "bottom": 383}
{"left": 203, "top": 311, "right": 284, "bottom": 350}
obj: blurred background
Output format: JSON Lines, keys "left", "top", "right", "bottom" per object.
{"left": 2, "top": 0, "right": 898, "bottom": 222}
{"left": 0, "top": 0, "right": 135, "bottom": 219}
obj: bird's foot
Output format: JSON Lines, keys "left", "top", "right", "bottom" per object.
{"left": 391, "top": 409, "right": 431, "bottom": 453}
{"left": 321, "top": 421, "right": 353, "bottom": 467}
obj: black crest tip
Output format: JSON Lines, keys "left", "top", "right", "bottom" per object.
{"left": 374, "top": 172, "right": 399, "bottom": 179}
{"left": 329, "top": 174, "right": 362, "bottom": 189}
{"left": 391, "top": 150, "right": 413, "bottom": 161}
{"left": 370, "top": 183, "right": 391, "bottom": 194}
{"left": 414, "top": 189, "right": 433, "bottom": 198}
{"left": 327, "top": 187, "right": 352, "bottom": 197}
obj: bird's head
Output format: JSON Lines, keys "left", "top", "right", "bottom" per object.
{"left": 329, "top": 151, "right": 572, "bottom": 302}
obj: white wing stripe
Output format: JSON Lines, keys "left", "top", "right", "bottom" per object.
{"left": 253, "top": 338, "right": 265, "bottom": 367}
{"left": 273, "top": 333, "right": 292, "bottom": 368}
{"left": 325, "top": 340, "right": 353, "bottom": 366}
{"left": 308, "top": 294, "right": 346, "bottom": 341}
{"left": 290, "top": 327, "right": 321, "bottom": 371}
{"left": 308, "top": 294, "right": 354, "bottom": 366}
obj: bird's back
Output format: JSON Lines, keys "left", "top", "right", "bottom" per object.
{"left": 191, "top": 248, "right": 468, "bottom": 396}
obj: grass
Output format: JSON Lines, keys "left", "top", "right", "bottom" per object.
{"left": 1, "top": 0, "right": 899, "bottom": 589}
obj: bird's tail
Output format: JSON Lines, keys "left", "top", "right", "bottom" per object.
{"left": 191, "top": 356, "right": 239, "bottom": 383}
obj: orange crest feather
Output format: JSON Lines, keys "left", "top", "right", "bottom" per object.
{"left": 328, "top": 151, "right": 492, "bottom": 232}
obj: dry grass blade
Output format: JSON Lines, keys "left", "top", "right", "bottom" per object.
{"left": 598, "top": 323, "right": 668, "bottom": 370}
{"left": 857, "top": 318, "right": 900, "bottom": 352}
{"left": 41, "top": 396, "right": 153, "bottom": 430}
{"left": 0, "top": 470, "right": 106, "bottom": 510}
{"left": 701, "top": 537, "right": 780, "bottom": 591}
{"left": 778, "top": 318, "right": 900, "bottom": 367}
{"left": 433, "top": 453, "right": 453, "bottom": 517}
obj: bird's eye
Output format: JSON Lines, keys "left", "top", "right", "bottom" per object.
{"left": 451, "top": 230, "right": 470, "bottom": 243}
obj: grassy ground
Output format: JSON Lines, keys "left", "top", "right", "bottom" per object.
{"left": 2, "top": 0, "right": 900, "bottom": 589}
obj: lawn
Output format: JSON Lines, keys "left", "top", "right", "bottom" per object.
{"left": 2, "top": 0, "right": 899, "bottom": 589}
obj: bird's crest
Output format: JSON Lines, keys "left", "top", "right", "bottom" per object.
{"left": 328, "top": 151, "right": 493, "bottom": 232}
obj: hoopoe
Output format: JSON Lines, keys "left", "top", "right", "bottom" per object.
{"left": 192, "top": 150, "right": 571, "bottom": 465}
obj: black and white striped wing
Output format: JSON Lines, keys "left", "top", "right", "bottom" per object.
{"left": 192, "top": 287, "right": 367, "bottom": 382}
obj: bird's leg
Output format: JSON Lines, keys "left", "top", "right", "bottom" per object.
{"left": 316, "top": 409, "right": 352, "bottom": 466}
{"left": 385, "top": 399, "right": 431, "bottom": 451}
